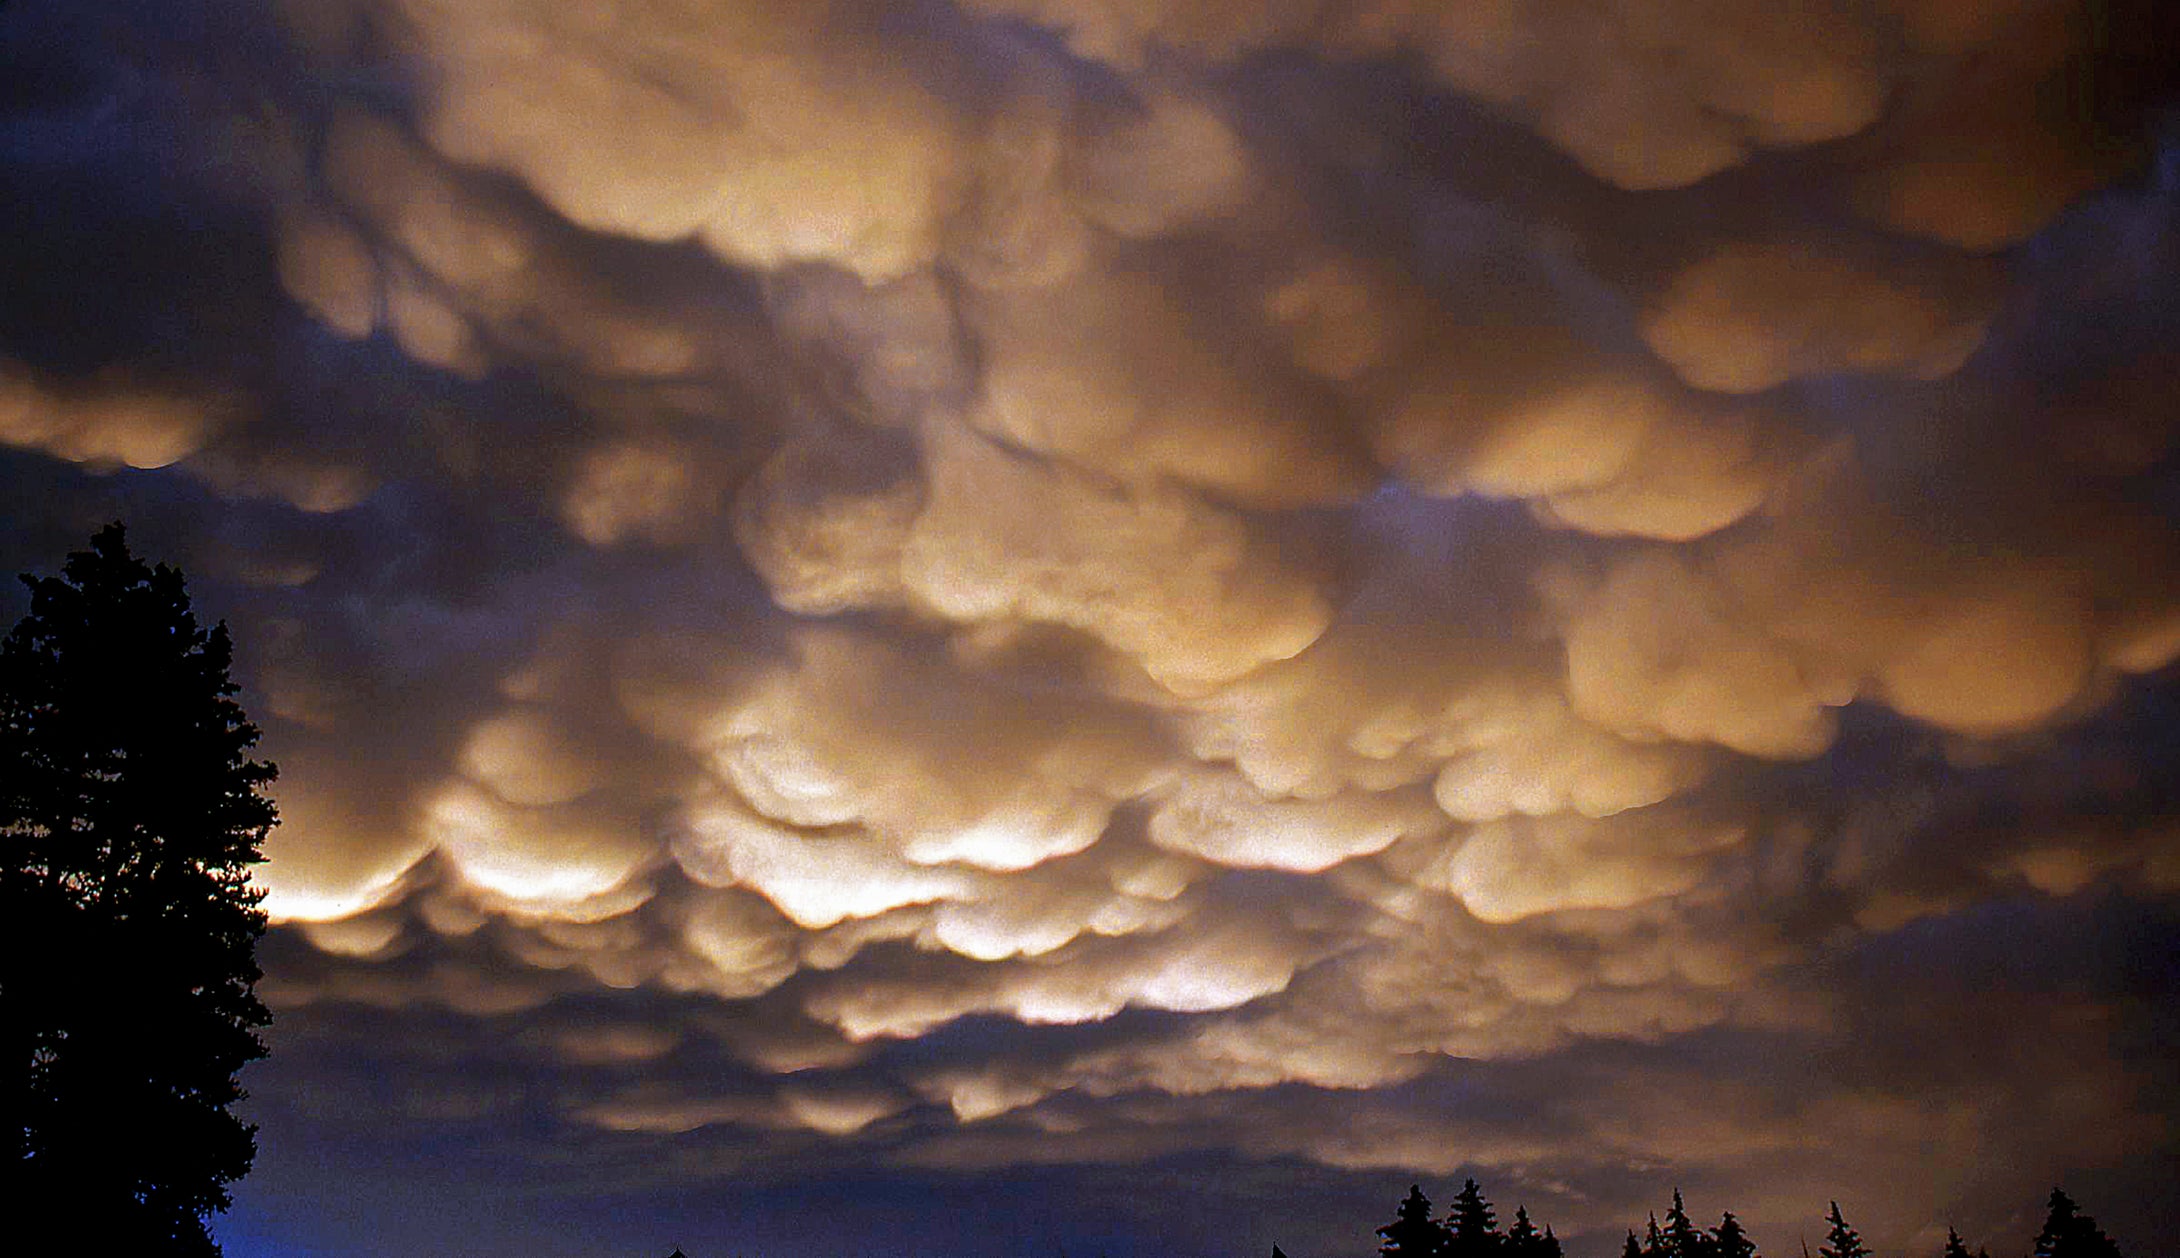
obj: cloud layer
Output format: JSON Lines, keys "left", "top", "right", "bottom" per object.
{"left": 3, "top": 1, "right": 2179, "bottom": 1254}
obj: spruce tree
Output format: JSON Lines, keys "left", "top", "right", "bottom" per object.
{"left": 1943, "top": 1227, "right": 1972, "bottom": 1258}
{"left": 1539, "top": 1225, "right": 1563, "bottom": 1258}
{"left": 1506, "top": 1205, "right": 1541, "bottom": 1257}
{"left": 1445, "top": 1179, "right": 1502, "bottom": 1257}
{"left": 2033, "top": 1188, "right": 2124, "bottom": 1258}
{"left": 1380, "top": 1184, "right": 1447, "bottom": 1258}
{"left": 1645, "top": 1212, "right": 1667, "bottom": 1257}
{"left": 1818, "top": 1203, "right": 1870, "bottom": 1258}
{"left": 1623, "top": 1232, "right": 1646, "bottom": 1258}
{"left": 2036, "top": 1189, "right": 2083, "bottom": 1258}
{"left": 1712, "top": 1211, "right": 1757, "bottom": 1258}
{"left": 1664, "top": 1190, "right": 1713, "bottom": 1258}
{"left": 2, "top": 525, "right": 275, "bottom": 1253}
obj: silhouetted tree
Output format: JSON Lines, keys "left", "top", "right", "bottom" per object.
{"left": 1712, "top": 1211, "right": 1757, "bottom": 1258}
{"left": 1506, "top": 1206, "right": 1542, "bottom": 1257}
{"left": 1942, "top": 1227, "right": 1974, "bottom": 1258}
{"left": 1623, "top": 1231, "right": 1646, "bottom": 1258}
{"left": 2033, "top": 1189, "right": 2125, "bottom": 1258}
{"left": 2, "top": 526, "right": 274, "bottom": 1253}
{"left": 1818, "top": 1203, "right": 1870, "bottom": 1258}
{"left": 1644, "top": 1212, "right": 1668, "bottom": 1257}
{"left": 1381, "top": 1184, "right": 1447, "bottom": 1258}
{"left": 1445, "top": 1178, "right": 1502, "bottom": 1257}
{"left": 1663, "top": 1190, "right": 1713, "bottom": 1258}
{"left": 1539, "top": 1226, "right": 1563, "bottom": 1258}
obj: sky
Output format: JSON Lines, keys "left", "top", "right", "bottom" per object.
{"left": 4, "top": 1, "right": 2180, "bottom": 1256}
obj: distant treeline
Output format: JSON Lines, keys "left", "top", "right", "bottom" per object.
{"left": 1370, "top": 1181, "right": 2128, "bottom": 1258}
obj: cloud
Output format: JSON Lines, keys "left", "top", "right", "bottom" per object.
{"left": 5, "top": 0, "right": 2180, "bottom": 1252}
{"left": 963, "top": 0, "right": 1896, "bottom": 189}
{"left": 898, "top": 422, "right": 1337, "bottom": 693}
{"left": 381, "top": 0, "right": 967, "bottom": 281}
{"left": 1421, "top": 807, "right": 1744, "bottom": 924}
{"left": 1639, "top": 239, "right": 1999, "bottom": 394}
{"left": 0, "top": 359, "right": 223, "bottom": 469}
{"left": 280, "top": 111, "right": 714, "bottom": 379}
{"left": 1147, "top": 770, "right": 1441, "bottom": 872}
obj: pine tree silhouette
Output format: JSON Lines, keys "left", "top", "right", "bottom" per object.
{"left": 1712, "top": 1211, "right": 1757, "bottom": 1258}
{"left": 1380, "top": 1184, "right": 1446, "bottom": 1258}
{"left": 1818, "top": 1203, "right": 1870, "bottom": 1258}
{"left": 1624, "top": 1231, "right": 1647, "bottom": 1258}
{"left": 2037, "top": 1188, "right": 2084, "bottom": 1258}
{"left": 1506, "top": 1205, "right": 1542, "bottom": 1257}
{"left": 1445, "top": 1179, "right": 1502, "bottom": 1257}
{"left": 1942, "top": 1227, "right": 1973, "bottom": 1258}
{"left": 1663, "top": 1190, "right": 1712, "bottom": 1258}
{"left": 2033, "top": 1188, "right": 2125, "bottom": 1258}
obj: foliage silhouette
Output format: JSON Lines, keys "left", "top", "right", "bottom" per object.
{"left": 1506, "top": 1205, "right": 1541, "bottom": 1253}
{"left": 1374, "top": 1178, "right": 1573, "bottom": 1258}
{"left": 1378, "top": 1184, "right": 1443, "bottom": 1258}
{"left": 2, "top": 525, "right": 274, "bottom": 1253}
{"left": 1444, "top": 1178, "right": 1502, "bottom": 1258}
{"left": 1711, "top": 1211, "right": 1757, "bottom": 1258}
{"left": 1349, "top": 1179, "right": 2148, "bottom": 1258}
{"left": 2034, "top": 1188, "right": 2124, "bottom": 1258}
{"left": 1817, "top": 1203, "right": 1870, "bottom": 1258}
{"left": 1358, "top": 1180, "right": 2127, "bottom": 1258}
{"left": 1505, "top": 1204, "right": 1563, "bottom": 1258}
{"left": 1662, "top": 1189, "right": 1711, "bottom": 1258}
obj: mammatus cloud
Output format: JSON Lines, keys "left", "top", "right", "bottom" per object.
{"left": 0, "top": 359, "right": 223, "bottom": 470}
{"left": 4, "top": 0, "right": 2179, "bottom": 1252}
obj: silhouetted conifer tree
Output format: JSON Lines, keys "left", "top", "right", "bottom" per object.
{"left": 1381, "top": 1184, "right": 1447, "bottom": 1258}
{"left": 1664, "top": 1190, "right": 1713, "bottom": 1258}
{"left": 1445, "top": 1179, "right": 1502, "bottom": 1257}
{"left": 1942, "top": 1227, "right": 1974, "bottom": 1258}
{"left": 1539, "top": 1225, "right": 1563, "bottom": 1258}
{"left": 2033, "top": 1189, "right": 2124, "bottom": 1258}
{"left": 1624, "top": 1231, "right": 1646, "bottom": 1258}
{"left": 1818, "top": 1203, "right": 1870, "bottom": 1258}
{"left": 1645, "top": 1212, "right": 1668, "bottom": 1257}
{"left": 2, "top": 526, "right": 274, "bottom": 1253}
{"left": 1506, "top": 1206, "right": 1542, "bottom": 1257}
{"left": 1712, "top": 1211, "right": 1757, "bottom": 1258}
